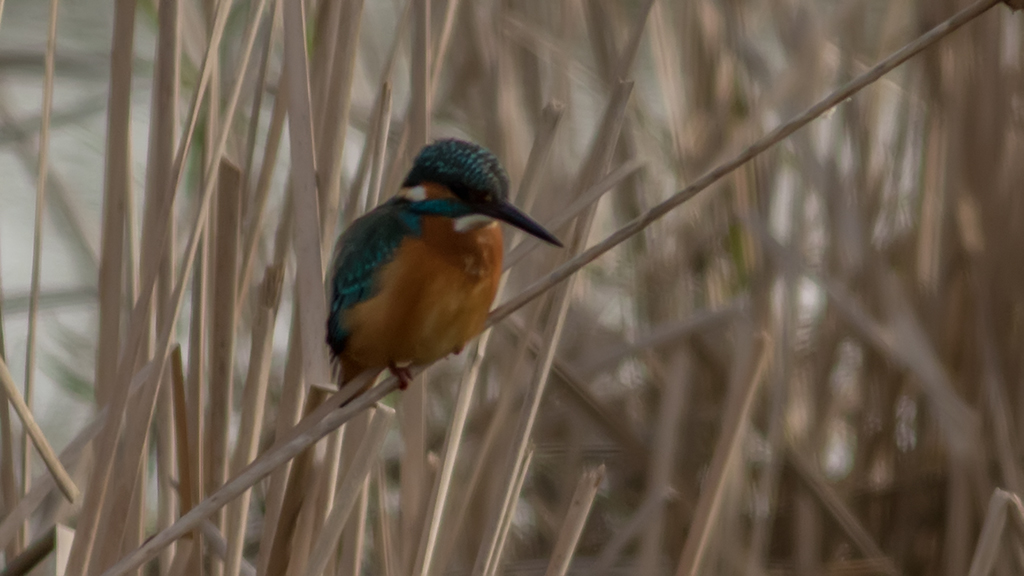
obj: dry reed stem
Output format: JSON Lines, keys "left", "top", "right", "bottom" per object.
{"left": 165, "top": 539, "right": 194, "bottom": 576}
{"left": 374, "top": 463, "right": 397, "bottom": 576}
{"left": 648, "top": 0, "right": 687, "bottom": 176}
{"left": 637, "top": 352, "right": 690, "bottom": 574}
{"left": 0, "top": 363, "right": 152, "bottom": 550}
{"left": 303, "top": 405, "right": 395, "bottom": 576}
{"left": 224, "top": 267, "right": 282, "bottom": 576}
{"left": 122, "top": 144, "right": 138, "bottom": 310}
{"left": 239, "top": 0, "right": 277, "bottom": 204}
{"left": 266, "top": 395, "right": 326, "bottom": 576}
{"left": 484, "top": 446, "right": 535, "bottom": 576}
{"left": 124, "top": 432, "right": 145, "bottom": 576}
{"left": 592, "top": 486, "right": 676, "bottom": 574}
{"left": 3, "top": 526, "right": 74, "bottom": 576}
{"left": 412, "top": 336, "right": 490, "bottom": 576}
{"left": 0, "top": 99, "right": 99, "bottom": 274}
{"left": 967, "top": 489, "right": 1024, "bottom": 576}
{"left": 977, "top": 312, "right": 1024, "bottom": 495}
{"left": 307, "top": 0, "right": 345, "bottom": 133}
{"left": 254, "top": 312, "right": 305, "bottom": 576}
{"left": 87, "top": 356, "right": 168, "bottom": 573}
{"left": 785, "top": 446, "right": 902, "bottom": 576}
{"left": 88, "top": 0, "right": 134, "bottom": 416}
{"left": 329, "top": 414, "right": 369, "bottom": 576}
{"left": 410, "top": 0, "right": 431, "bottom": 147}
{"left": 511, "top": 102, "right": 563, "bottom": 209}
{"left": 198, "top": 521, "right": 255, "bottom": 576}
{"left": 673, "top": 326, "right": 767, "bottom": 576}
{"left": 747, "top": 321, "right": 788, "bottom": 573}
{"left": 144, "top": 0, "right": 181, "bottom": 570}
{"left": 20, "top": 0, "right": 59, "bottom": 516}
{"left": 337, "top": 475, "right": 370, "bottom": 576}
{"left": 366, "top": 82, "right": 393, "bottom": 211}
{"left": 916, "top": 113, "right": 947, "bottom": 292}
{"left": 342, "top": 118, "right": 375, "bottom": 225}
{"left": 316, "top": 0, "right": 365, "bottom": 249}
{"left": 0, "top": 340, "right": 16, "bottom": 557}
{"left": 208, "top": 161, "right": 243, "bottom": 553}
{"left": 184, "top": 232, "right": 207, "bottom": 576}
{"left": 428, "top": 0, "right": 461, "bottom": 98}
{"left": 169, "top": 348, "right": 192, "bottom": 515}
{"left": 284, "top": 414, "right": 344, "bottom": 576}
{"left": 0, "top": 356, "right": 78, "bottom": 502}
{"left": 282, "top": 0, "right": 329, "bottom": 391}
{"left": 487, "top": 0, "right": 1002, "bottom": 330}
{"left": 399, "top": 374, "right": 428, "bottom": 576}
{"left": 237, "top": 80, "right": 286, "bottom": 312}
{"left": 543, "top": 464, "right": 606, "bottom": 576}
{"left": 0, "top": 525, "right": 57, "bottom": 576}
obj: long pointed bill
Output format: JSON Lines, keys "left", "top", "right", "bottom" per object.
{"left": 482, "top": 200, "right": 563, "bottom": 247}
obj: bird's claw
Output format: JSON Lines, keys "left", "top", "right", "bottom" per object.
{"left": 389, "top": 363, "right": 413, "bottom": 390}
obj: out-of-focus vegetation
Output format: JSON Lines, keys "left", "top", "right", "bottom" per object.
{"left": 1, "top": 0, "right": 1023, "bottom": 575}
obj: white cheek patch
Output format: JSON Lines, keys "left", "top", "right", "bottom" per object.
{"left": 454, "top": 214, "right": 495, "bottom": 232}
{"left": 403, "top": 185, "right": 427, "bottom": 201}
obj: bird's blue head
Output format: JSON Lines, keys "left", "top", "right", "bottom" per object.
{"left": 402, "top": 139, "right": 562, "bottom": 246}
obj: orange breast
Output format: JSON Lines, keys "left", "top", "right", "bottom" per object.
{"left": 340, "top": 215, "right": 503, "bottom": 378}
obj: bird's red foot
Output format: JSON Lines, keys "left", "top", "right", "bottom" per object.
{"left": 389, "top": 362, "right": 413, "bottom": 390}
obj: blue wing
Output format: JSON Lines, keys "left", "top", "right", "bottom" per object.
{"left": 326, "top": 200, "right": 421, "bottom": 354}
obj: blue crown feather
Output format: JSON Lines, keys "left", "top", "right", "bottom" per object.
{"left": 402, "top": 138, "right": 509, "bottom": 201}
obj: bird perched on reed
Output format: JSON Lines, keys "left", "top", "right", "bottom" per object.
{"left": 326, "top": 138, "right": 562, "bottom": 389}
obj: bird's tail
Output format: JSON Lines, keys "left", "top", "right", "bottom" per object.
{"left": 334, "top": 354, "right": 377, "bottom": 401}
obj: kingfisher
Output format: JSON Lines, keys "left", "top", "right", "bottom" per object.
{"left": 326, "top": 138, "right": 562, "bottom": 390}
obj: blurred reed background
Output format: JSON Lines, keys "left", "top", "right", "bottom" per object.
{"left": 1, "top": 0, "right": 1023, "bottom": 575}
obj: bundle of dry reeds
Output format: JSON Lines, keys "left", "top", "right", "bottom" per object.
{"left": 1, "top": 0, "right": 1023, "bottom": 575}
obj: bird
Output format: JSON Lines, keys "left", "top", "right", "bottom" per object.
{"left": 326, "top": 138, "right": 562, "bottom": 391}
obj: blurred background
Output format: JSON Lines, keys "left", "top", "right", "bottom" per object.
{"left": 1, "top": 0, "right": 1023, "bottom": 575}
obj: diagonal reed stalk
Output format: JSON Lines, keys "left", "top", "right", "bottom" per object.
{"left": 486, "top": 0, "right": 1003, "bottom": 330}
{"left": 543, "top": 464, "right": 606, "bottom": 576}
{"left": 673, "top": 325, "right": 769, "bottom": 576}
{"left": 0, "top": 356, "right": 77, "bottom": 503}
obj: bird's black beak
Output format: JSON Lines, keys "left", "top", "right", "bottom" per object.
{"left": 481, "top": 200, "right": 563, "bottom": 247}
